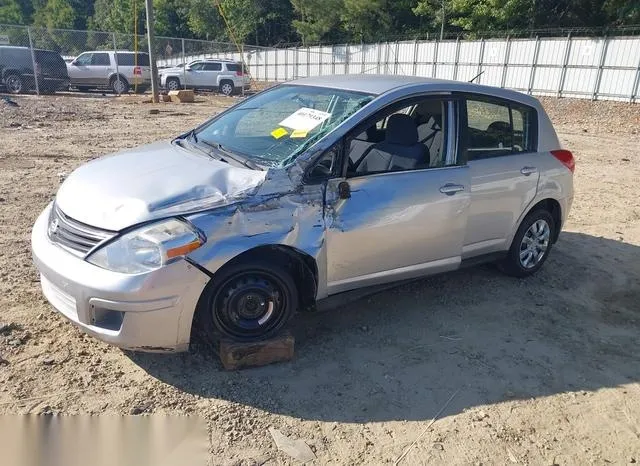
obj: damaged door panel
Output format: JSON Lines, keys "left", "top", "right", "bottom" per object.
{"left": 324, "top": 167, "right": 471, "bottom": 295}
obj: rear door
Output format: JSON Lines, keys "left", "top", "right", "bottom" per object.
{"left": 201, "top": 62, "right": 222, "bottom": 88}
{"left": 461, "top": 95, "right": 540, "bottom": 258}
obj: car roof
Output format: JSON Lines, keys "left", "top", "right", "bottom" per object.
{"left": 82, "top": 50, "right": 147, "bottom": 54}
{"left": 288, "top": 74, "right": 540, "bottom": 107}
{"left": 193, "top": 58, "right": 239, "bottom": 63}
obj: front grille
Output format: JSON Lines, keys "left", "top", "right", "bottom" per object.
{"left": 48, "top": 204, "right": 116, "bottom": 256}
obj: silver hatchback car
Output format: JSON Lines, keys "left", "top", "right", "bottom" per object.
{"left": 32, "top": 75, "right": 574, "bottom": 351}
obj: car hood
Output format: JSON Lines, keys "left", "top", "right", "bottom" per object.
{"left": 55, "top": 141, "right": 267, "bottom": 231}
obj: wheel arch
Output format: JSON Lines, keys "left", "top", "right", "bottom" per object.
{"left": 511, "top": 198, "right": 563, "bottom": 247}
{"left": 108, "top": 73, "right": 129, "bottom": 85}
{"left": 190, "top": 244, "right": 319, "bottom": 340}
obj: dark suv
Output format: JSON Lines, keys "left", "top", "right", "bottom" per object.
{"left": 0, "top": 46, "right": 70, "bottom": 94}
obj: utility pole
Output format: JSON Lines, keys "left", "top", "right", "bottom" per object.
{"left": 144, "top": 0, "right": 160, "bottom": 103}
{"left": 440, "top": 0, "right": 445, "bottom": 41}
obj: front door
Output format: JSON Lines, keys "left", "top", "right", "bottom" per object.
{"left": 323, "top": 97, "right": 470, "bottom": 295}
{"left": 68, "top": 52, "right": 93, "bottom": 85}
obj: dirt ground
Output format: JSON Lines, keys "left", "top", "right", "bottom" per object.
{"left": 0, "top": 90, "right": 639, "bottom": 466}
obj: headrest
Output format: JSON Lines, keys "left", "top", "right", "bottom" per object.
{"left": 365, "top": 126, "right": 385, "bottom": 142}
{"left": 385, "top": 114, "right": 418, "bottom": 145}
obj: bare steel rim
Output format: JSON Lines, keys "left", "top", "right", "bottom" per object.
{"left": 211, "top": 270, "right": 290, "bottom": 340}
{"left": 220, "top": 82, "right": 234, "bottom": 96}
{"left": 6, "top": 75, "right": 23, "bottom": 93}
{"left": 167, "top": 78, "right": 180, "bottom": 91}
{"left": 519, "top": 219, "right": 551, "bottom": 269}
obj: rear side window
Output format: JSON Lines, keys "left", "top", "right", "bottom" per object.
{"left": 115, "top": 53, "right": 150, "bottom": 66}
{"left": 203, "top": 62, "right": 222, "bottom": 71}
{"left": 465, "top": 98, "right": 536, "bottom": 160}
{"left": 1, "top": 47, "right": 31, "bottom": 67}
{"left": 91, "top": 52, "right": 110, "bottom": 66}
{"left": 226, "top": 63, "right": 249, "bottom": 73}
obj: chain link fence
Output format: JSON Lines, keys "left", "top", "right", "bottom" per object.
{"left": 1, "top": 23, "right": 640, "bottom": 102}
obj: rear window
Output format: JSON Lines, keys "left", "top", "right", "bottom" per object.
{"left": 115, "top": 53, "right": 150, "bottom": 67}
{"left": 226, "top": 63, "right": 248, "bottom": 73}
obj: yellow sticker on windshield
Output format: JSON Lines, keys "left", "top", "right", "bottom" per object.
{"left": 290, "top": 129, "right": 309, "bottom": 138}
{"left": 271, "top": 127, "right": 288, "bottom": 139}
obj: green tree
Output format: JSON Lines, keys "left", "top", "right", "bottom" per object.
{"left": 447, "top": 0, "right": 532, "bottom": 32}
{"left": 341, "top": 0, "right": 392, "bottom": 42}
{"left": 186, "top": 0, "right": 226, "bottom": 40}
{"left": 291, "top": 0, "right": 343, "bottom": 44}
{"left": 605, "top": 0, "right": 640, "bottom": 24}
{"left": 0, "top": 0, "right": 24, "bottom": 24}
{"left": 154, "top": 0, "right": 191, "bottom": 37}
{"left": 33, "top": 0, "right": 77, "bottom": 29}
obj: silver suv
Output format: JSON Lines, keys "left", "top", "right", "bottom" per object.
{"left": 67, "top": 51, "right": 151, "bottom": 94}
{"left": 159, "top": 59, "right": 250, "bottom": 95}
{"left": 32, "top": 75, "right": 574, "bottom": 352}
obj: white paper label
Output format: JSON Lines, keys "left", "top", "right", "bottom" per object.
{"left": 0, "top": 35, "right": 9, "bottom": 45}
{"left": 279, "top": 107, "right": 331, "bottom": 132}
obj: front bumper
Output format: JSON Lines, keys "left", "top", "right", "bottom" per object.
{"left": 31, "top": 204, "right": 210, "bottom": 352}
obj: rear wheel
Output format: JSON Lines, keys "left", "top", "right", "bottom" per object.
{"left": 5, "top": 74, "right": 24, "bottom": 94}
{"left": 219, "top": 80, "right": 234, "bottom": 96}
{"left": 499, "top": 209, "right": 555, "bottom": 278}
{"left": 201, "top": 261, "right": 297, "bottom": 341}
{"left": 110, "top": 76, "right": 129, "bottom": 94}
{"left": 166, "top": 77, "right": 181, "bottom": 91}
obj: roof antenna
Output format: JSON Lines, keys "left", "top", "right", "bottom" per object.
{"left": 469, "top": 70, "right": 484, "bottom": 83}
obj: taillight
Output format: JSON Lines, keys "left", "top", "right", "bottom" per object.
{"left": 133, "top": 66, "right": 142, "bottom": 76}
{"left": 551, "top": 149, "right": 575, "bottom": 173}
{"left": 235, "top": 70, "right": 243, "bottom": 76}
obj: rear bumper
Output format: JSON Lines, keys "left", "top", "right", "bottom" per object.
{"left": 31, "top": 204, "right": 210, "bottom": 352}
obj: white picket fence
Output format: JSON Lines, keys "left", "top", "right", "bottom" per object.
{"left": 159, "top": 36, "right": 640, "bottom": 102}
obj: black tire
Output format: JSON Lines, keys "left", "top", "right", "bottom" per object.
{"left": 499, "top": 209, "right": 556, "bottom": 278}
{"left": 166, "top": 77, "right": 181, "bottom": 91}
{"left": 200, "top": 260, "right": 297, "bottom": 342}
{"left": 5, "top": 73, "right": 24, "bottom": 94}
{"left": 219, "top": 80, "right": 234, "bottom": 96}
{"left": 76, "top": 86, "right": 91, "bottom": 92}
{"left": 110, "top": 75, "right": 129, "bottom": 94}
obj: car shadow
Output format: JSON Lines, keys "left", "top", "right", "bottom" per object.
{"left": 128, "top": 231, "right": 640, "bottom": 423}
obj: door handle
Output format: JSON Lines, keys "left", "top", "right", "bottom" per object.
{"left": 439, "top": 184, "right": 465, "bottom": 196}
{"left": 520, "top": 166, "right": 537, "bottom": 176}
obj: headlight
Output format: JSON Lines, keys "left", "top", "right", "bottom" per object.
{"left": 87, "top": 219, "right": 204, "bottom": 274}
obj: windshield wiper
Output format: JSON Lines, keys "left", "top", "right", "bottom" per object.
{"left": 202, "top": 141, "right": 263, "bottom": 171}
{"left": 174, "top": 132, "right": 231, "bottom": 164}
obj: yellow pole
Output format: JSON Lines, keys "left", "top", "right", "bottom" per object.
{"left": 133, "top": 0, "right": 138, "bottom": 91}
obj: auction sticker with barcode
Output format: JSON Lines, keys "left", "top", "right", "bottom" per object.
{"left": 279, "top": 107, "right": 331, "bottom": 132}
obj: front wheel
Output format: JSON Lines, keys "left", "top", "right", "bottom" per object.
{"left": 499, "top": 209, "right": 555, "bottom": 278}
{"left": 201, "top": 261, "right": 297, "bottom": 341}
{"left": 166, "top": 77, "right": 181, "bottom": 91}
{"left": 5, "top": 74, "right": 24, "bottom": 94}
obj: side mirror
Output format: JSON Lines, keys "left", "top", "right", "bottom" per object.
{"left": 338, "top": 181, "right": 351, "bottom": 199}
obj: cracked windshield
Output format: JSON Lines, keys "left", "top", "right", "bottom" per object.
{"left": 195, "top": 85, "right": 374, "bottom": 167}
